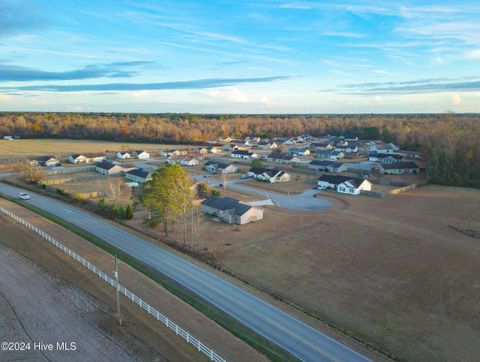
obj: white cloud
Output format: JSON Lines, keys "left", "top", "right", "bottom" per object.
{"left": 204, "top": 87, "right": 250, "bottom": 103}
{"left": 452, "top": 94, "right": 462, "bottom": 105}
{"left": 464, "top": 49, "right": 480, "bottom": 59}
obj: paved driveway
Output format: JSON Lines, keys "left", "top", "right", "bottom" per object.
{"left": 195, "top": 175, "right": 331, "bottom": 211}
{"left": 0, "top": 182, "right": 368, "bottom": 362}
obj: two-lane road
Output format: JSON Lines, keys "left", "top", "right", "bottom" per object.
{"left": 0, "top": 183, "right": 370, "bottom": 362}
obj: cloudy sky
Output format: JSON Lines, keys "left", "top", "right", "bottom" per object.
{"left": 1, "top": 0, "right": 480, "bottom": 113}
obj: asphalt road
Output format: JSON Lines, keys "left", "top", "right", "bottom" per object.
{"left": 0, "top": 183, "right": 369, "bottom": 362}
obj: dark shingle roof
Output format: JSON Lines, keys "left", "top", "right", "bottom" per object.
{"left": 96, "top": 160, "right": 116, "bottom": 170}
{"left": 310, "top": 160, "right": 335, "bottom": 166}
{"left": 127, "top": 168, "right": 151, "bottom": 178}
{"left": 382, "top": 161, "right": 419, "bottom": 170}
{"left": 368, "top": 153, "right": 403, "bottom": 159}
{"left": 201, "top": 196, "right": 252, "bottom": 216}
{"left": 232, "top": 150, "right": 253, "bottom": 155}
{"left": 318, "top": 175, "right": 353, "bottom": 185}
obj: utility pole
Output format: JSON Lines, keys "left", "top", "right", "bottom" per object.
{"left": 114, "top": 255, "right": 123, "bottom": 325}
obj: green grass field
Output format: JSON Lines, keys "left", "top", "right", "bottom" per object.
{"left": 0, "top": 139, "right": 186, "bottom": 158}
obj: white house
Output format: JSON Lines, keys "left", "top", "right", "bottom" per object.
{"left": 283, "top": 138, "right": 296, "bottom": 145}
{"left": 68, "top": 154, "right": 89, "bottom": 164}
{"left": 208, "top": 146, "right": 223, "bottom": 154}
{"left": 204, "top": 161, "right": 238, "bottom": 174}
{"left": 180, "top": 157, "right": 199, "bottom": 167}
{"left": 231, "top": 150, "right": 258, "bottom": 159}
{"left": 159, "top": 149, "right": 187, "bottom": 157}
{"left": 309, "top": 160, "right": 348, "bottom": 173}
{"left": 3, "top": 136, "right": 13, "bottom": 140}
{"left": 248, "top": 168, "right": 290, "bottom": 183}
{"left": 266, "top": 153, "right": 301, "bottom": 164}
{"left": 368, "top": 153, "right": 404, "bottom": 163}
{"left": 317, "top": 175, "right": 371, "bottom": 195}
{"left": 134, "top": 150, "right": 150, "bottom": 159}
{"left": 34, "top": 156, "right": 60, "bottom": 167}
{"left": 201, "top": 196, "right": 263, "bottom": 225}
{"left": 329, "top": 151, "right": 345, "bottom": 160}
{"left": 288, "top": 147, "right": 310, "bottom": 156}
{"left": 116, "top": 151, "right": 131, "bottom": 159}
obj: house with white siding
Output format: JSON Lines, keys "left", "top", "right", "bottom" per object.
{"left": 317, "top": 175, "right": 371, "bottom": 195}
{"left": 116, "top": 151, "right": 132, "bottom": 159}
{"left": 68, "top": 154, "right": 89, "bottom": 164}
{"left": 248, "top": 168, "right": 291, "bottom": 183}
{"left": 231, "top": 150, "right": 258, "bottom": 159}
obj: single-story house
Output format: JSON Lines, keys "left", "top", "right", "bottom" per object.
{"left": 180, "top": 157, "right": 199, "bottom": 167}
{"left": 283, "top": 138, "right": 296, "bottom": 145}
{"left": 198, "top": 147, "right": 208, "bottom": 154}
{"left": 368, "top": 153, "right": 404, "bottom": 163}
{"left": 380, "top": 161, "right": 420, "bottom": 175}
{"left": 335, "top": 144, "right": 359, "bottom": 154}
{"left": 219, "top": 136, "right": 232, "bottom": 143}
{"left": 89, "top": 154, "right": 107, "bottom": 163}
{"left": 34, "top": 156, "right": 60, "bottom": 167}
{"left": 314, "top": 150, "right": 334, "bottom": 159}
{"left": 3, "top": 136, "right": 13, "bottom": 140}
{"left": 68, "top": 154, "right": 89, "bottom": 164}
{"left": 204, "top": 161, "right": 238, "bottom": 174}
{"left": 317, "top": 175, "right": 371, "bottom": 195}
{"left": 201, "top": 196, "right": 263, "bottom": 225}
{"left": 95, "top": 160, "right": 125, "bottom": 175}
{"left": 231, "top": 150, "right": 258, "bottom": 159}
{"left": 369, "top": 143, "right": 400, "bottom": 154}
{"left": 159, "top": 149, "right": 187, "bottom": 157}
{"left": 288, "top": 147, "right": 310, "bottom": 156}
{"left": 329, "top": 151, "right": 345, "bottom": 160}
{"left": 248, "top": 167, "right": 291, "bottom": 183}
{"left": 257, "top": 142, "right": 277, "bottom": 150}
{"left": 311, "top": 141, "right": 334, "bottom": 150}
{"left": 208, "top": 146, "right": 223, "bottom": 154}
{"left": 309, "top": 160, "right": 347, "bottom": 173}
{"left": 116, "top": 151, "right": 131, "bottom": 159}
{"left": 133, "top": 150, "right": 150, "bottom": 159}
{"left": 125, "top": 168, "right": 153, "bottom": 183}
{"left": 266, "top": 153, "right": 301, "bottom": 164}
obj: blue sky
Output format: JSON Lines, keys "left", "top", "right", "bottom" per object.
{"left": 1, "top": 0, "right": 480, "bottom": 113}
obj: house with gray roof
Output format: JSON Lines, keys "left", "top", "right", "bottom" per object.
{"left": 201, "top": 196, "right": 263, "bottom": 225}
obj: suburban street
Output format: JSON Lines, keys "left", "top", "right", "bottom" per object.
{"left": 0, "top": 182, "right": 369, "bottom": 362}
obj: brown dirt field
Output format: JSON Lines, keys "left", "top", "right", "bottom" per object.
{"left": 0, "top": 241, "right": 139, "bottom": 362}
{"left": 0, "top": 198, "right": 267, "bottom": 362}
{"left": 0, "top": 139, "right": 187, "bottom": 158}
{"left": 198, "top": 185, "right": 480, "bottom": 361}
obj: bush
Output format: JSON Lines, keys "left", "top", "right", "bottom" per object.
{"left": 126, "top": 204, "right": 134, "bottom": 219}
{"left": 211, "top": 189, "right": 220, "bottom": 196}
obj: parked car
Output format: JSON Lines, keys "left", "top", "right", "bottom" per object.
{"left": 17, "top": 192, "right": 30, "bottom": 200}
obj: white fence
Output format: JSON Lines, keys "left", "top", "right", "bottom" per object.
{"left": 46, "top": 165, "right": 96, "bottom": 175}
{"left": 0, "top": 207, "right": 226, "bottom": 362}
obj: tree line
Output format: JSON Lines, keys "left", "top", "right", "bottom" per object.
{"left": 1, "top": 112, "right": 479, "bottom": 188}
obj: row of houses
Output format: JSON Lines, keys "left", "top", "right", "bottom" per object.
{"left": 94, "top": 160, "right": 153, "bottom": 184}
{"left": 309, "top": 159, "right": 420, "bottom": 175}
